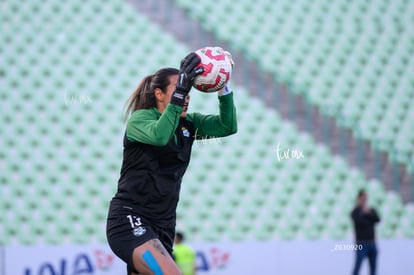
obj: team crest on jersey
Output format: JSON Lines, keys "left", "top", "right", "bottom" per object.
{"left": 182, "top": 127, "right": 190, "bottom": 137}
{"left": 133, "top": 226, "right": 146, "bottom": 237}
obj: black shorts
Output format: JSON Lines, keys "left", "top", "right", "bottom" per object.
{"left": 106, "top": 199, "right": 175, "bottom": 273}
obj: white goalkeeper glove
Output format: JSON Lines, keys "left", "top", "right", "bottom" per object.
{"left": 218, "top": 81, "right": 233, "bottom": 96}
{"left": 218, "top": 51, "right": 234, "bottom": 96}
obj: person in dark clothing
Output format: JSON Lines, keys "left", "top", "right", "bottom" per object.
{"left": 106, "top": 52, "right": 237, "bottom": 275}
{"left": 350, "top": 189, "right": 381, "bottom": 275}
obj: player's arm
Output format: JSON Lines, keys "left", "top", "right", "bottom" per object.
{"left": 370, "top": 208, "right": 381, "bottom": 224}
{"left": 351, "top": 208, "right": 364, "bottom": 224}
{"left": 127, "top": 104, "right": 183, "bottom": 146}
{"left": 187, "top": 84, "right": 237, "bottom": 139}
{"left": 127, "top": 52, "right": 203, "bottom": 146}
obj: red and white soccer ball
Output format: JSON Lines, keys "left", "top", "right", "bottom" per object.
{"left": 193, "top": 47, "right": 233, "bottom": 93}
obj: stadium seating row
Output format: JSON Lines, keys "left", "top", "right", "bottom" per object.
{"left": 1, "top": 0, "right": 413, "bottom": 245}
{"left": 176, "top": 0, "right": 414, "bottom": 168}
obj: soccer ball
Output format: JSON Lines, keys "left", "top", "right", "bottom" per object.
{"left": 192, "top": 47, "right": 232, "bottom": 93}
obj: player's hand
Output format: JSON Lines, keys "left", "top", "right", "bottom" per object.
{"left": 218, "top": 81, "right": 233, "bottom": 96}
{"left": 177, "top": 52, "right": 204, "bottom": 92}
{"left": 217, "top": 50, "right": 234, "bottom": 97}
{"left": 171, "top": 52, "right": 204, "bottom": 106}
{"left": 224, "top": 50, "right": 235, "bottom": 68}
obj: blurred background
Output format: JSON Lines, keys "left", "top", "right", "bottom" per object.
{"left": 1, "top": 0, "right": 413, "bottom": 274}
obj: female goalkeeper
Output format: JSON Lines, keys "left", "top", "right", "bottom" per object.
{"left": 106, "top": 52, "right": 237, "bottom": 275}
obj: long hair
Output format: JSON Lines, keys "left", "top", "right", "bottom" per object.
{"left": 124, "top": 67, "right": 179, "bottom": 121}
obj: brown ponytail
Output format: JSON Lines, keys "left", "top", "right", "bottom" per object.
{"left": 124, "top": 67, "right": 179, "bottom": 121}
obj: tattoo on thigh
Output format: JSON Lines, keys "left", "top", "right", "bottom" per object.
{"left": 150, "top": 239, "right": 168, "bottom": 257}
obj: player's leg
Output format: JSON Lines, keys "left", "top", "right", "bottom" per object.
{"left": 367, "top": 243, "right": 378, "bottom": 275}
{"left": 352, "top": 246, "right": 366, "bottom": 275}
{"left": 131, "top": 238, "right": 181, "bottom": 275}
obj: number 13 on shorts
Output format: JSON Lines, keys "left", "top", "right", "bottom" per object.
{"left": 126, "top": 215, "right": 142, "bottom": 228}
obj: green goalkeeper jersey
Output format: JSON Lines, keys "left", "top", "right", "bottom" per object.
{"left": 112, "top": 93, "right": 237, "bottom": 227}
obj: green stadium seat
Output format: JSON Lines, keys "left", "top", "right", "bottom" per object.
{"left": 1, "top": 0, "right": 413, "bottom": 245}
{"left": 178, "top": 0, "right": 414, "bottom": 168}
